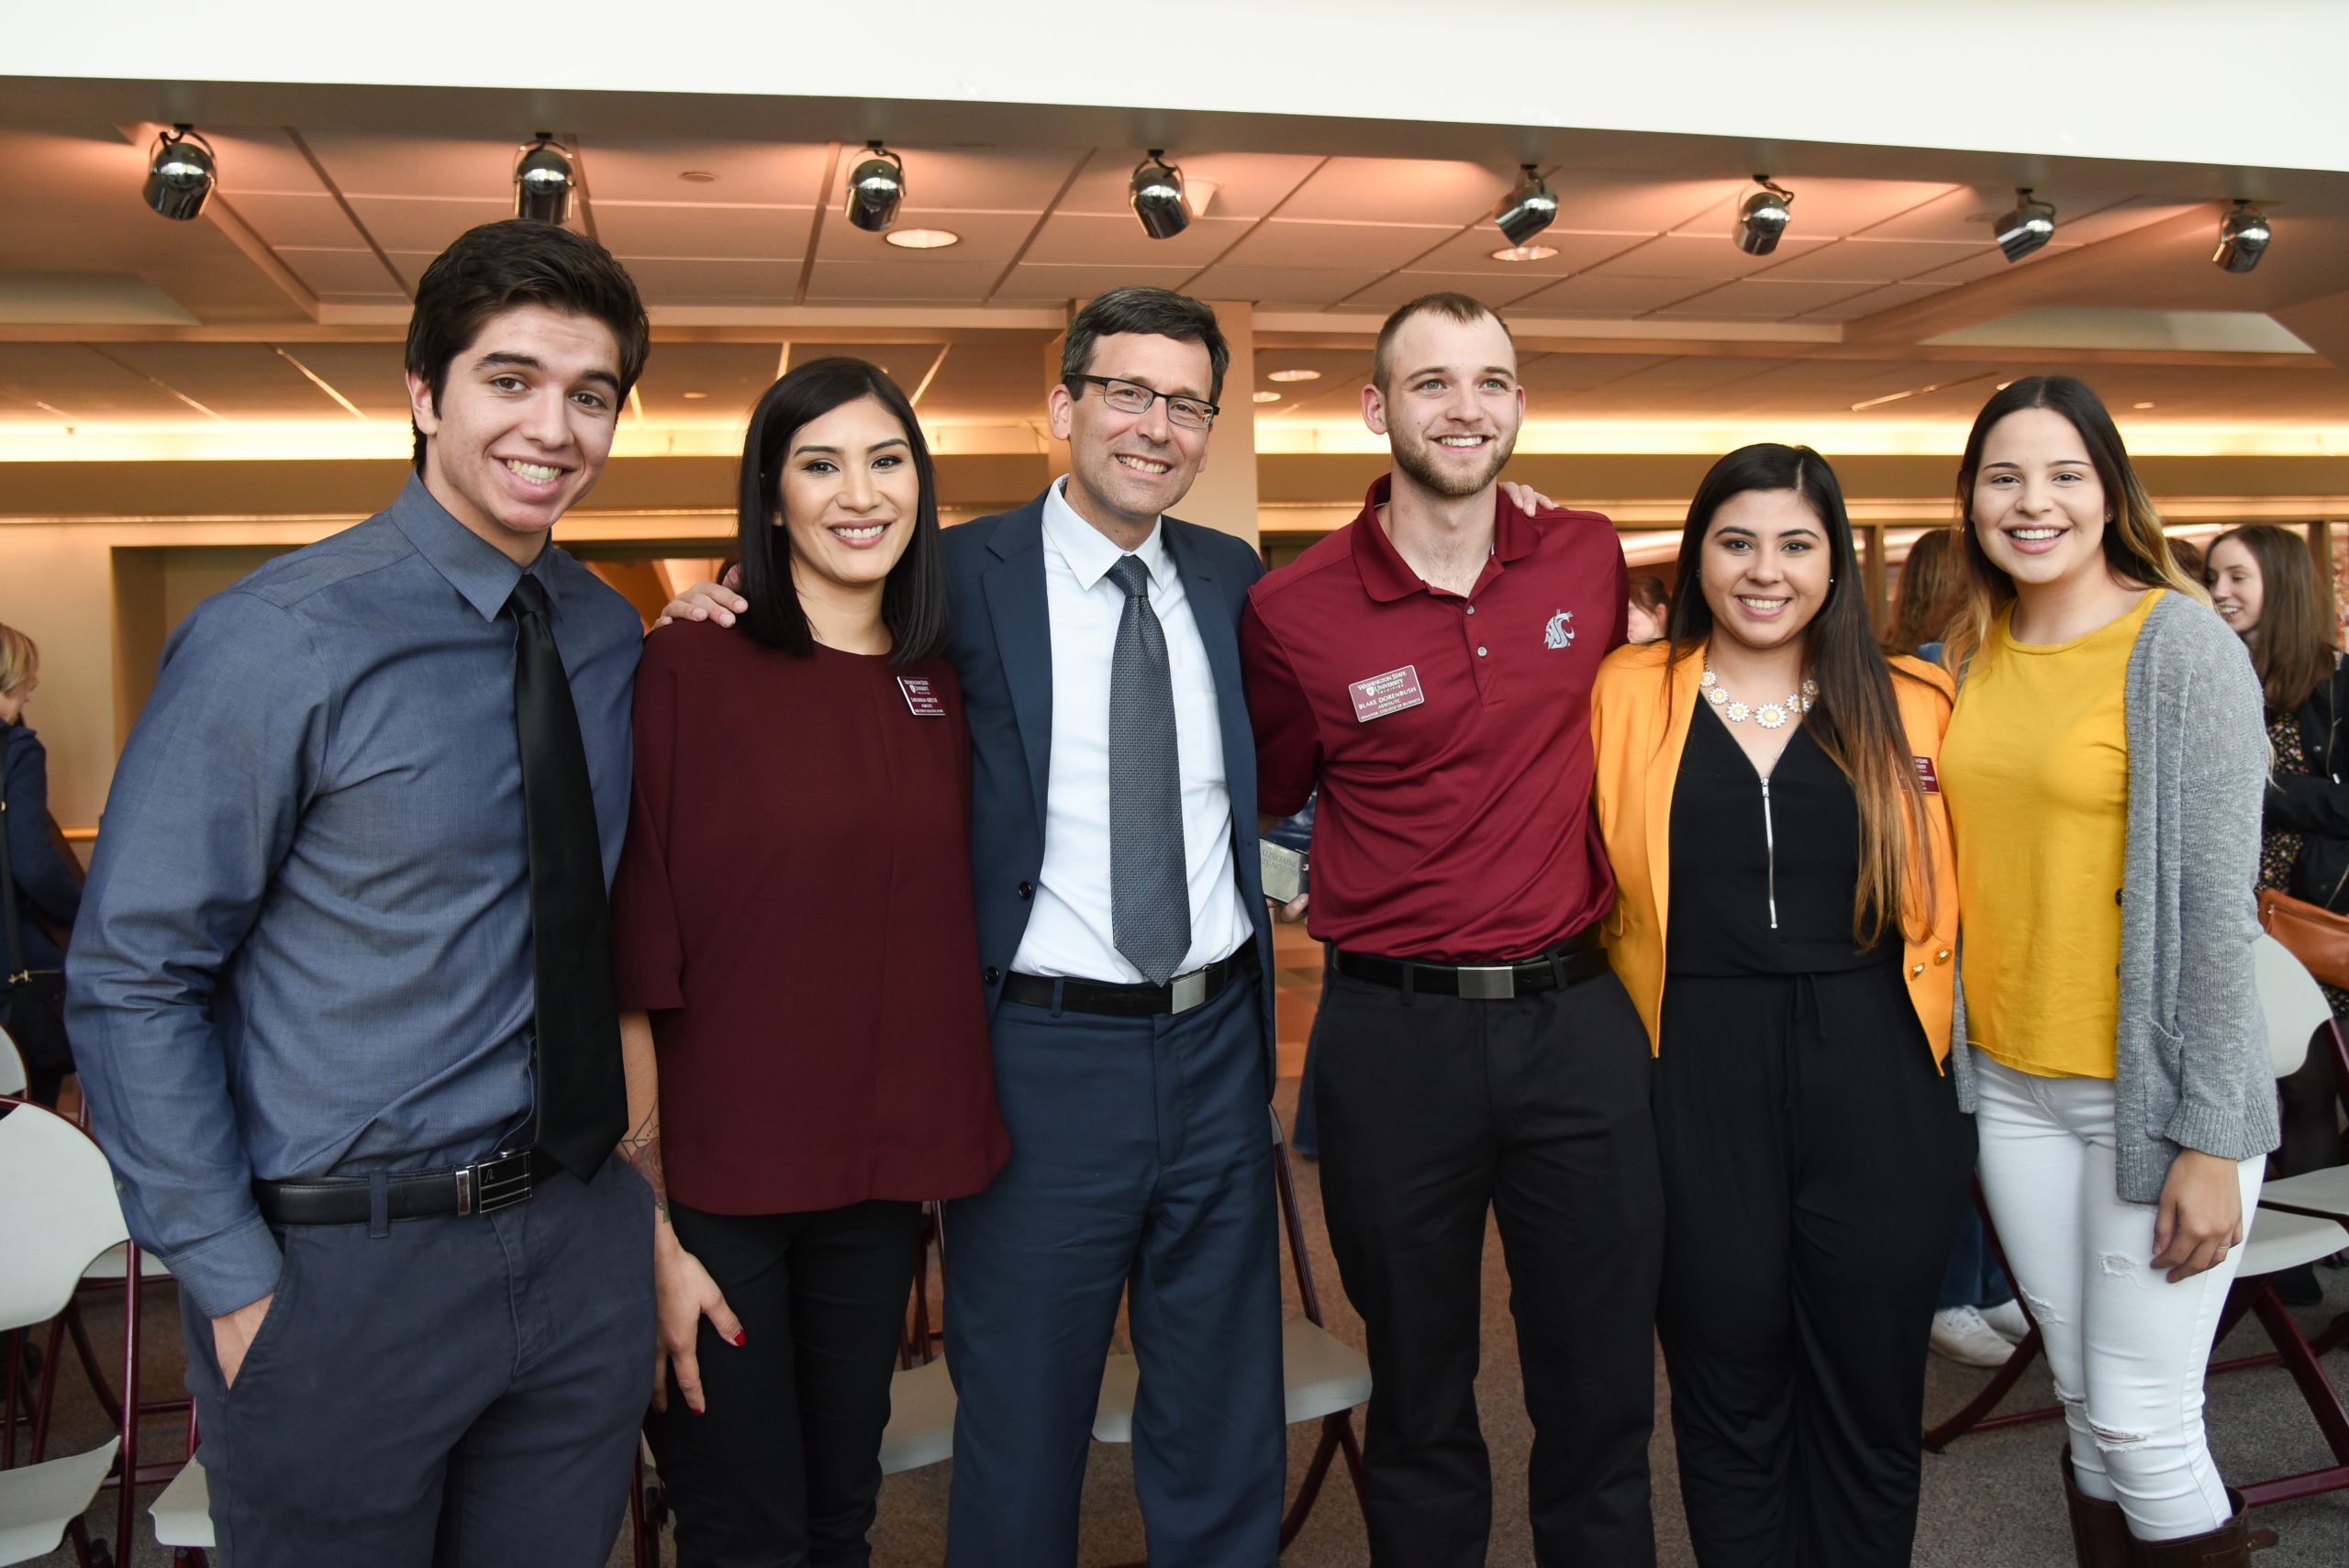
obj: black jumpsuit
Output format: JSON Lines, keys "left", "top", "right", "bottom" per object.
{"left": 1654, "top": 699, "right": 1975, "bottom": 1568}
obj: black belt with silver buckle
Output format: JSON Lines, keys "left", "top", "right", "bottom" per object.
{"left": 1332, "top": 927, "right": 1609, "bottom": 1000}
{"left": 252, "top": 1149, "right": 558, "bottom": 1226}
{"left": 1000, "top": 947, "right": 1258, "bottom": 1018}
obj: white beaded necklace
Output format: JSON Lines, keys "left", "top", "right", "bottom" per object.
{"left": 1699, "top": 666, "right": 1818, "bottom": 730}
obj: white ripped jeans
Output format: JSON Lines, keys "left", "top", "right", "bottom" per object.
{"left": 1973, "top": 1055, "right": 2265, "bottom": 1540}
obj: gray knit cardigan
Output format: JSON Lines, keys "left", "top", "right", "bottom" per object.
{"left": 1950, "top": 591, "right": 2281, "bottom": 1203}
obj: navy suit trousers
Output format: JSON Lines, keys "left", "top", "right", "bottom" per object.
{"left": 942, "top": 973, "right": 1285, "bottom": 1568}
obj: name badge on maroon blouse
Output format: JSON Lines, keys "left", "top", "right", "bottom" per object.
{"left": 897, "top": 676, "right": 946, "bottom": 717}
{"left": 1913, "top": 756, "right": 1940, "bottom": 794}
{"left": 1349, "top": 664, "right": 1426, "bottom": 722}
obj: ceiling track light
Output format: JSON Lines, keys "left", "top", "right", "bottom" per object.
{"left": 1491, "top": 164, "right": 1557, "bottom": 248}
{"left": 514, "top": 134, "right": 575, "bottom": 225}
{"left": 142, "top": 125, "right": 217, "bottom": 221}
{"left": 1993, "top": 187, "right": 2057, "bottom": 262}
{"left": 845, "top": 141, "right": 907, "bottom": 233}
{"left": 2214, "top": 199, "right": 2272, "bottom": 274}
{"left": 1130, "top": 150, "right": 1192, "bottom": 239}
{"left": 1733, "top": 175, "right": 1796, "bottom": 256}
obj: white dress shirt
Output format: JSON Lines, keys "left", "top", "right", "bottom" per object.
{"left": 1009, "top": 479, "right": 1254, "bottom": 982}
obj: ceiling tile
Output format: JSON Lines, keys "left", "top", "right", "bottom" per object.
{"left": 2054, "top": 198, "right": 2209, "bottom": 247}
{"left": 621, "top": 257, "right": 800, "bottom": 305}
{"left": 1176, "top": 264, "right": 1394, "bottom": 307}
{"left": 203, "top": 128, "right": 335, "bottom": 196}
{"left": 1649, "top": 278, "right": 1881, "bottom": 319}
{"left": 1215, "top": 219, "right": 1455, "bottom": 272}
{"left": 801, "top": 259, "right": 1016, "bottom": 303}
{"left": 224, "top": 191, "right": 368, "bottom": 250}
{"left": 1581, "top": 231, "right": 1835, "bottom": 280}
{"left": 815, "top": 208, "right": 1041, "bottom": 265}
{"left": 1794, "top": 281, "right": 1960, "bottom": 322}
{"left": 268, "top": 343, "right": 411, "bottom": 414}
{"left": 1020, "top": 212, "right": 1252, "bottom": 269}
{"left": 1514, "top": 352, "right": 1675, "bottom": 393}
{"left": 1401, "top": 227, "right": 1652, "bottom": 276}
{"left": 1749, "top": 237, "right": 1987, "bottom": 284}
{"left": 574, "top": 139, "right": 834, "bottom": 205}
{"left": 989, "top": 263, "right": 1197, "bottom": 304}
{"left": 1337, "top": 271, "right": 1559, "bottom": 313}
{"left": 0, "top": 344, "right": 189, "bottom": 418}
{"left": 595, "top": 203, "right": 813, "bottom": 261}
{"left": 1905, "top": 242, "right": 2080, "bottom": 287}
{"left": 868, "top": 147, "right": 1088, "bottom": 214}
{"left": 1053, "top": 150, "right": 1325, "bottom": 221}
{"left": 634, "top": 342, "right": 787, "bottom": 419}
{"left": 1673, "top": 177, "right": 1962, "bottom": 240}
{"left": 97, "top": 342, "right": 337, "bottom": 417}
{"left": 1505, "top": 273, "right": 1714, "bottom": 316}
{"left": 1535, "top": 172, "right": 1731, "bottom": 233}
{"left": 277, "top": 248, "right": 407, "bottom": 296}
{"left": 301, "top": 132, "right": 522, "bottom": 201}
{"left": 342, "top": 195, "right": 517, "bottom": 255}
{"left": 1275, "top": 160, "right": 1517, "bottom": 226}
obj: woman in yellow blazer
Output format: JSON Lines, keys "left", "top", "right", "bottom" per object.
{"left": 1589, "top": 443, "right": 1973, "bottom": 1568}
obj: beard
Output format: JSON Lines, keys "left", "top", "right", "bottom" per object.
{"left": 1393, "top": 426, "right": 1517, "bottom": 498}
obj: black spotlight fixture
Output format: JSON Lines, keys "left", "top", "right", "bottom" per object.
{"left": 1130, "top": 150, "right": 1192, "bottom": 239}
{"left": 513, "top": 135, "right": 575, "bottom": 225}
{"left": 1491, "top": 164, "right": 1557, "bottom": 248}
{"left": 1733, "top": 176, "right": 1796, "bottom": 256}
{"left": 1993, "top": 187, "right": 2057, "bottom": 262}
{"left": 2213, "top": 200, "right": 2273, "bottom": 274}
{"left": 845, "top": 142, "right": 907, "bottom": 233}
{"left": 142, "top": 126, "right": 217, "bottom": 221}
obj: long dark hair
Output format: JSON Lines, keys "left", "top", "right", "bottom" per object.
{"left": 1943, "top": 375, "right": 2202, "bottom": 671}
{"left": 2210, "top": 523, "right": 2335, "bottom": 713}
{"left": 734, "top": 357, "right": 948, "bottom": 663}
{"left": 1664, "top": 443, "right": 1936, "bottom": 947}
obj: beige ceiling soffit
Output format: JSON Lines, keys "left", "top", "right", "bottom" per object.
{"left": 271, "top": 345, "right": 371, "bottom": 421}
{"left": 80, "top": 343, "right": 228, "bottom": 420}
{"left": 285, "top": 127, "right": 414, "bottom": 301}
{"left": 795, "top": 142, "right": 844, "bottom": 308}
{"left": 982, "top": 150, "right": 1094, "bottom": 304}
{"left": 206, "top": 195, "right": 323, "bottom": 321}
{"left": 907, "top": 342, "right": 952, "bottom": 406}
{"left": 1174, "top": 155, "right": 1333, "bottom": 295}
{"left": 1842, "top": 205, "right": 2226, "bottom": 347}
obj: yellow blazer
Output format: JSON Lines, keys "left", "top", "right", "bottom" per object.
{"left": 1589, "top": 641, "right": 1959, "bottom": 1062}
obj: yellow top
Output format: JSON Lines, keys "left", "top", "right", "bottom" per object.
{"left": 1942, "top": 589, "right": 2162, "bottom": 1079}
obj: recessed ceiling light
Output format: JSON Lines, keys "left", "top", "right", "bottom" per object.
{"left": 1252, "top": 391, "right": 1282, "bottom": 404}
{"left": 885, "top": 228, "right": 962, "bottom": 250}
{"left": 681, "top": 391, "right": 708, "bottom": 400}
{"left": 1266, "top": 369, "right": 1322, "bottom": 384}
{"left": 2133, "top": 401, "right": 2156, "bottom": 409}
{"left": 1491, "top": 244, "right": 1558, "bottom": 262}
{"left": 679, "top": 170, "right": 718, "bottom": 183}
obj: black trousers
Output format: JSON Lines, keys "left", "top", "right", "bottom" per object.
{"left": 646, "top": 1198, "right": 925, "bottom": 1568}
{"left": 1653, "top": 966, "right": 1976, "bottom": 1568}
{"left": 1314, "top": 962, "right": 1665, "bottom": 1568}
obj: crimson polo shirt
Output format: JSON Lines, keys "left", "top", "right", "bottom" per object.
{"left": 1241, "top": 474, "right": 1626, "bottom": 962}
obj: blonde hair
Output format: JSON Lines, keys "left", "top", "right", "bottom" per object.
{"left": 0, "top": 623, "right": 37, "bottom": 699}
{"left": 1942, "top": 376, "right": 2206, "bottom": 672}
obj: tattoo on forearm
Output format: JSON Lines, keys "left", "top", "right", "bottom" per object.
{"left": 618, "top": 1102, "right": 668, "bottom": 1223}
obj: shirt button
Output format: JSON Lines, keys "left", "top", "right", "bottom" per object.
{"left": 1017, "top": 881, "right": 1034, "bottom": 900}
{"left": 1464, "top": 605, "right": 1476, "bottom": 616}
{"left": 983, "top": 966, "right": 1002, "bottom": 984}
{"left": 1476, "top": 646, "right": 1488, "bottom": 658}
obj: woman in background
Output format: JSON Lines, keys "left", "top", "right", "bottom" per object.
{"left": 1626, "top": 573, "right": 1671, "bottom": 644}
{"left": 1940, "top": 376, "right": 2275, "bottom": 1566}
{"left": 1, "top": 622, "right": 83, "bottom": 1106}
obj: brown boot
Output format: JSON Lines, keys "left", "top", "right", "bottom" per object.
{"left": 2060, "top": 1450, "right": 2133, "bottom": 1567}
{"left": 2126, "top": 1489, "right": 2278, "bottom": 1564}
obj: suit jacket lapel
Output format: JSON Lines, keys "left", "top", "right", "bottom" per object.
{"left": 981, "top": 503, "right": 1053, "bottom": 834}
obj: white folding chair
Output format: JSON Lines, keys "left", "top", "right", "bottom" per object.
{"left": 0, "top": 1029, "right": 26, "bottom": 1097}
{"left": 0, "top": 1101, "right": 127, "bottom": 1566}
{"left": 1092, "top": 1107, "right": 1371, "bottom": 1556}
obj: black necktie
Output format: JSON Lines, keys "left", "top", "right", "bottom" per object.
{"left": 506, "top": 574, "right": 626, "bottom": 1182}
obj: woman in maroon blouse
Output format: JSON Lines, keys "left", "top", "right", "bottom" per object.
{"left": 611, "top": 357, "right": 1008, "bottom": 1565}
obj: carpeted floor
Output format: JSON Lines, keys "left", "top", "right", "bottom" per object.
{"left": 21, "top": 1071, "right": 2349, "bottom": 1564}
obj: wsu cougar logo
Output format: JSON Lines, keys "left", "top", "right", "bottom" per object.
{"left": 1543, "top": 609, "right": 1575, "bottom": 650}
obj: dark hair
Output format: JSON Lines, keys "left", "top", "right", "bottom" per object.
{"left": 1885, "top": 527, "right": 1965, "bottom": 657}
{"left": 1628, "top": 574, "right": 1670, "bottom": 616}
{"left": 733, "top": 357, "right": 948, "bottom": 664}
{"left": 1373, "top": 292, "right": 1513, "bottom": 393}
{"left": 2210, "top": 523, "right": 2334, "bottom": 712}
{"left": 2166, "top": 536, "right": 2207, "bottom": 583}
{"left": 1062, "top": 287, "right": 1230, "bottom": 405}
{"left": 1943, "top": 375, "right": 2201, "bottom": 670}
{"left": 1664, "top": 443, "right": 1937, "bottom": 948}
{"left": 405, "top": 219, "right": 651, "bottom": 472}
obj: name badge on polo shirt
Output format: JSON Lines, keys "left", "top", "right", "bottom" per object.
{"left": 1348, "top": 664, "right": 1426, "bottom": 722}
{"left": 1913, "top": 756, "right": 1941, "bottom": 793}
{"left": 897, "top": 676, "right": 947, "bottom": 717}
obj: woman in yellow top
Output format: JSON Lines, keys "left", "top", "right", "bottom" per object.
{"left": 1590, "top": 442, "right": 1972, "bottom": 1567}
{"left": 1938, "top": 376, "right": 2276, "bottom": 1566}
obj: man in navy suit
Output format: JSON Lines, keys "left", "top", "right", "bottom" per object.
{"left": 666, "top": 287, "right": 1285, "bottom": 1565}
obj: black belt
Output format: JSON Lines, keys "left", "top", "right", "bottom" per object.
{"left": 253, "top": 1149, "right": 561, "bottom": 1226}
{"left": 1332, "top": 927, "right": 1609, "bottom": 1000}
{"left": 1001, "top": 947, "right": 1258, "bottom": 1018}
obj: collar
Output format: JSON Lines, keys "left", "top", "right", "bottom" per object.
{"left": 1347, "top": 473, "right": 1538, "bottom": 603}
{"left": 387, "top": 472, "right": 562, "bottom": 623}
{"left": 1042, "top": 475, "right": 1174, "bottom": 594}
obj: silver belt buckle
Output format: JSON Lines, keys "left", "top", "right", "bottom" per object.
{"left": 456, "top": 1151, "right": 534, "bottom": 1216}
{"left": 1169, "top": 968, "right": 1210, "bottom": 1014}
{"left": 1456, "top": 964, "right": 1517, "bottom": 1001}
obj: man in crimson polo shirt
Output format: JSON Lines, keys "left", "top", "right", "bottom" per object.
{"left": 1241, "top": 293, "right": 1664, "bottom": 1568}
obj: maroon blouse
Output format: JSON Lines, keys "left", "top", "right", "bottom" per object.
{"left": 611, "top": 619, "right": 1008, "bottom": 1215}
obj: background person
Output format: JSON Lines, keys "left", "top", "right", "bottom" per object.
{"left": 1592, "top": 443, "right": 1973, "bottom": 1567}
{"left": 1939, "top": 375, "right": 2276, "bottom": 1565}
{"left": 1627, "top": 573, "right": 1671, "bottom": 644}
{"left": 0, "top": 622, "right": 83, "bottom": 1106}
{"left": 611, "top": 359, "right": 1008, "bottom": 1565}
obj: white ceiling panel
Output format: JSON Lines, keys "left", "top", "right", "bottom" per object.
{"left": 633, "top": 342, "right": 784, "bottom": 419}
{"left": 816, "top": 209, "right": 1041, "bottom": 265}
{"left": 104, "top": 342, "right": 341, "bottom": 417}
{"left": 622, "top": 258, "right": 799, "bottom": 305}
{"left": 224, "top": 191, "right": 367, "bottom": 250}
{"left": 1515, "top": 352, "right": 1677, "bottom": 393}
{"left": 1751, "top": 237, "right": 1988, "bottom": 284}
{"left": 0, "top": 344, "right": 191, "bottom": 417}
{"left": 989, "top": 263, "right": 1197, "bottom": 304}
{"left": 278, "top": 248, "right": 406, "bottom": 296}
{"left": 270, "top": 343, "right": 411, "bottom": 413}
{"left": 802, "top": 259, "right": 1018, "bottom": 303}
{"left": 575, "top": 139, "right": 834, "bottom": 205}
{"left": 204, "top": 128, "right": 334, "bottom": 196}
{"left": 1054, "top": 150, "right": 1324, "bottom": 221}
{"left": 1214, "top": 219, "right": 1455, "bottom": 272}
{"left": 301, "top": 132, "right": 522, "bottom": 200}
{"left": 1403, "top": 227, "right": 1652, "bottom": 276}
{"left": 343, "top": 195, "right": 518, "bottom": 255}
{"left": 1650, "top": 278, "right": 1881, "bottom": 319}
{"left": 1905, "top": 243, "right": 2081, "bottom": 288}
{"left": 1020, "top": 212, "right": 1252, "bottom": 269}
{"left": 1536, "top": 173, "right": 1731, "bottom": 234}
{"left": 1337, "top": 271, "right": 1557, "bottom": 313}
{"left": 874, "top": 147, "right": 1088, "bottom": 214}
{"left": 1795, "top": 281, "right": 1961, "bottom": 322}
{"left": 1275, "top": 160, "right": 1516, "bottom": 227}
{"left": 2054, "top": 198, "right": 2210, "bottom": 247}
{"left": 595, "top": 203, "right": 814, "bottom": 261}
{"left": 1672, "top": 178, "right": 1962, "bottom": 240}
{"left": 1177, "top": 264, "right": 1394, "bottom": 306}
{"left": 1507, "top": 273, "right": 1713, "bottom": 316}
{"left": 1582, "top": 231, "right": 1836, "bottom": 280}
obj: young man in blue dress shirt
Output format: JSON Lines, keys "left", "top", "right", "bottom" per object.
{"left": 69, "top": 220, "right": 656, "bottom": 1568}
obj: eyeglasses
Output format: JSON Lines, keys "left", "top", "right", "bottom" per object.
{"left": 1065, "top": 374, "right": 1219, "bottom": 430}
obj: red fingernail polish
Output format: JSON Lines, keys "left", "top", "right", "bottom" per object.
{"left": 732, "top": 1330, "right": 748, "bottom": 1346}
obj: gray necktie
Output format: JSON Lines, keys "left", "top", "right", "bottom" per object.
{"left": 1107, "top": 553, "right": 1190, "bottom": 986}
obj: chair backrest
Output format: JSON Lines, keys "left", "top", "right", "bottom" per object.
{"left": 0, "top": 1022, "right": 25, "bottom": 1095}
{"left": 0, "top": 1099, "right": 131, "bottom": 1332}
{"left": 2252, "top": 934, "right": 2325, "bottom": 1079}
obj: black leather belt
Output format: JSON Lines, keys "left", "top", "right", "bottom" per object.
{"left": 1001, "top": 947, "right": 1258, "bottom": 1018}
{"left": 1332, "top": 927, "right": 1609, "bottom": 1000}
{"left": 253, "top": 1149, "right": 560, "bottom": 1226}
